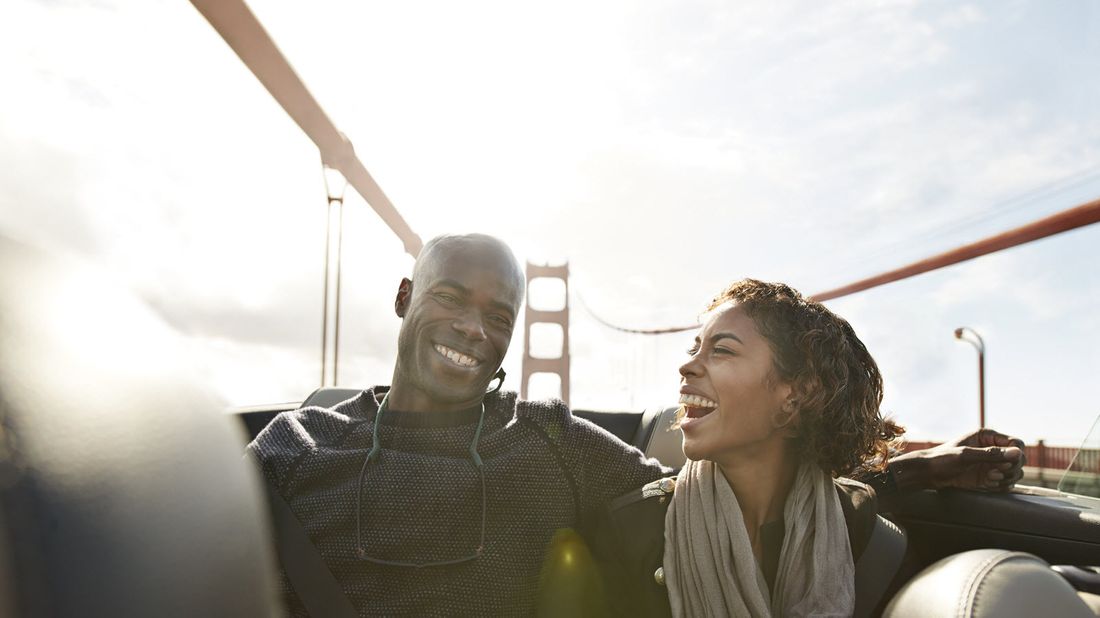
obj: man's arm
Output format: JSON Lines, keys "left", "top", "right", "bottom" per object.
{"left": 543, "top": 409, "right": 669, "bottom": 519}
{"left": 859, "top": 428, "right": 1025, "bottom": 508}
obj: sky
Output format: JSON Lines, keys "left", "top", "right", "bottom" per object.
{"left": 2, "top": 0, "right": 1099, "bottom": 444}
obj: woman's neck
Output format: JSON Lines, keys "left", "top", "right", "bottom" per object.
{"left": 716, "top": 441, "right": 798, "bottom": 556}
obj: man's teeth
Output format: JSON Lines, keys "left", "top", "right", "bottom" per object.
{"left": 678, "top": 394, "right": 717, "bottom": 409}
{"left": 434, "top": 344, "right": 480, "bottom": 367}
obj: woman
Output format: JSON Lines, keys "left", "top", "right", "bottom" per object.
{"left": 593, "top": 278, "right": 903, "bottom": 617}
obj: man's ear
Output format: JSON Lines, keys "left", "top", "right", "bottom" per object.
{"left": 395, "top": 278, "right": 413, "bottom": 317}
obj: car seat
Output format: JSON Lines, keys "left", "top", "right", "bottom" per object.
{"left": 0, "top": 236, "right": 280, "bottom": 617}
{"left": 883, "top": 548, "right": 1095, "bottom": 617}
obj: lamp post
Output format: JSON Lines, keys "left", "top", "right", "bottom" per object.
{"left": 954, "top": 327, "right": 986, "bottom": 428}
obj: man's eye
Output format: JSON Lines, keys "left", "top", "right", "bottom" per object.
{"left": 490, "top": 315, "right": 512, "bottom": 327}
{"left": 436, "top": 293, "right": 458, "bottom": 304}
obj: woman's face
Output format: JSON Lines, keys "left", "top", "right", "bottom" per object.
{"left": 678, "top": 302, "right": 793, "bottom": 463}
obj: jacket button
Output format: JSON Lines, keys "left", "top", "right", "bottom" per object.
{"left": 653, "top": 567, "right": 665, "bottom": 586}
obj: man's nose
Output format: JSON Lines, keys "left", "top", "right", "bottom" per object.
{"left": 452, "top": 312, "right": 488, "bottom": 341}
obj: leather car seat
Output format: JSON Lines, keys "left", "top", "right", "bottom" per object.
{"left": 0, "top": 236, "right": 279, "bottom": 617}
{"left": 634, "top": 405, "right": 685, "bottom": 469}
{"left": 883, "top": 548, "right": 1095, "bottom": 617}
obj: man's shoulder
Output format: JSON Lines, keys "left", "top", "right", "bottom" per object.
{"left": 510, "top": 391, "right": 572, "bottom": 420}
{"left": 247, "top": 387, "right": 379, "bottom": 491}
{"left": 248, "top": 388, "right": 376, "bottom": 457}
{"left": 509, "top": 393, "right": 638, "bottom": 451}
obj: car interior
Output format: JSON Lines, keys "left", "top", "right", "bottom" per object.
{"left": 3, "top": 235, "right": 1099, "bottom": 616}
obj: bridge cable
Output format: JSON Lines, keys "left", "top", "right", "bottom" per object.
{"left": 578, "top": 196, "right": 1100, "bottom": 334}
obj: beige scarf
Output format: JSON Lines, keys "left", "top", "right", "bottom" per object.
{"left": 663, "top": 459, "right": 854, "bottom": 617}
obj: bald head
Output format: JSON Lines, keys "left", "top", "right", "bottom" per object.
{"left": 411, "top": 234, "right": 525, "bottom": 307}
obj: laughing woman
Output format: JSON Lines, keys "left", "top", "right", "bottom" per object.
{"left": 592, "top": 279, "right": 903, "bottom": 618}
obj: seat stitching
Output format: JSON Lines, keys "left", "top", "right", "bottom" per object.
{"left": 959, "top": 552, "right": 1028, "bottom": 617}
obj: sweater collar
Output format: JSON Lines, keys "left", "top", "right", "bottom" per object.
{"left": 362, "top": 386, "right": 486, "bottom": 428}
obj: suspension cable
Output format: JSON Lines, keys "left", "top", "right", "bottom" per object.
{"left": 190, "top": 0, "right": 422, "bottom": 257}
{"left": 579, "top": 196, "right": 1100, "bottom": 334}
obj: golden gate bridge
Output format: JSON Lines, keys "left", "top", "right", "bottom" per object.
{"left": 188, "top": 0, "right": 1099, "bottom": 490}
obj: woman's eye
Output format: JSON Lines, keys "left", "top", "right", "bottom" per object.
{"left": 713, "top": 347, "right": 735, "bottom": 355}
{"left": 686, "top": 346, "right": 699, "bottom": 356}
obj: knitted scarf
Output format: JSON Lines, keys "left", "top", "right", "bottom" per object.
{"left": 663, "top": 459, "right": 854, "bottom": 617}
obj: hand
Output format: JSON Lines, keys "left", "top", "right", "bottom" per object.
{"left": 889, "top": 428, "right": 1025, "bottom": 492}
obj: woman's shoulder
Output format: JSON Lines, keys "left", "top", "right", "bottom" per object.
{"left": 599, "top": 476, "right": 675, "bottom": 545}
{"left": 614, "top": 476, "right": 678, "bottom": 507}
{"left": 834, "top": 477, "right": 879, "bottom": 561}
{"left": 590, "top": 477, "right": 676, "bottom": 618}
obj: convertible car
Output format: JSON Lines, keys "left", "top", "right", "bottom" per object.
{"left": 1, "top": 236, "right": 1098, "bottom": 617}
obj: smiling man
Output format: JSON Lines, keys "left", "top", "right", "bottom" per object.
{"left": 388, "top": 234, "right": 523, "bottom": 413}
{"left": 248, "top": 234, "right": 668, "bottom": 617}
{"left": 248, "top": 234, "right": 1025, "bottom": 617}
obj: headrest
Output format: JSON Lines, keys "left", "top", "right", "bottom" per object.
{"left": 302, "top": 386, "right": 363, "bottom": 409}
{"left": 637, "top": 405, "right": 685, "bottom": 469}
{"left": 0, "top": 237, "right": 278, "bottom": 617}
{"left": 883, "top": 549, "right": 1094, "bottom": 617}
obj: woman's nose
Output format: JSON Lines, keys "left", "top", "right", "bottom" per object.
{"left": 679, "top": 355, "right": 701, "bottom": 379}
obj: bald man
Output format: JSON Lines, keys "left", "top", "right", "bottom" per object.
{"left": 249, "top": 234, "right": 666, "bottom": 616}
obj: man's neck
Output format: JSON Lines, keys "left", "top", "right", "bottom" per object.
{"left": 384, "top": 382, "right": 485, "bottom": 413}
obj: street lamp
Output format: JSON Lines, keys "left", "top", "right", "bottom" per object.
{"left": 954, "top": 327, "right": 986, "bottom": 428}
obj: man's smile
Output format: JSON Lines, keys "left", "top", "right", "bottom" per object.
{"left": 433, "top": 343, "right": 482, "bottom": 368}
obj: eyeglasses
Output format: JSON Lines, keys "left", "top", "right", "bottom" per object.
{"left": 354, "top": 393, "right": 488, "bottom": 568}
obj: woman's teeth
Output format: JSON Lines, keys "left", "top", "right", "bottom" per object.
{"left": 678, "top": 394, "right": 717, "bottom": 410}
{"left": 434, "top": 344, "right": 480, "bottom": 367}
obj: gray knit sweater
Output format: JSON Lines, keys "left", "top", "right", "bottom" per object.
{"left": 247, "top": 386, "right": 668, "bottom": 617}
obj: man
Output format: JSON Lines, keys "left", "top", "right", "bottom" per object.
{"left": 249, "top": 233, "right": 1023, "bottom": 616}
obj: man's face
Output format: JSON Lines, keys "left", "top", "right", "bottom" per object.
{"left": 391, "top": 242, "right": 523, "bottom": 412}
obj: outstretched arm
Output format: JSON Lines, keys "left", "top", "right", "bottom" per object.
{"left": 860, "top": 429, "right": 1026, "bottom": 504}
{"left": 892, "top": 429, "right": 1025, "bottom": 491}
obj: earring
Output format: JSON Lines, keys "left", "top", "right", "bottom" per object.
{"left": 773, "top": 400, "right": 797, "bottom": 429}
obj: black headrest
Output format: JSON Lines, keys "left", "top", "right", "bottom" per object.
{"left": 302, "top": 386, "right": 363, "bottom": 409}
{"left": 0, "top": 237, "right": 278, "bottom": 617}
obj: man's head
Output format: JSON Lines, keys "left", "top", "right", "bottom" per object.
{"left": 389, "top": 234, "right": 525, "bottom": 412}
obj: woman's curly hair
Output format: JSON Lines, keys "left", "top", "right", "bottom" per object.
{"left": 705, "top": 279, "right": 904, "bottom": 476}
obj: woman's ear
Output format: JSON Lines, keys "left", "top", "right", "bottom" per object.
{"left": 779, "top": 398, "right": 802, "bottom": 437}
{"left": 773, "top": 377, "right": 806, "bottom": 436}
{"left": 773, "top": 397, "right": 799, "bottom": 433}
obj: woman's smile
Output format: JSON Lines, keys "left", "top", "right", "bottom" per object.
{"left": 677, "top": 303, "right": 793, "bottom": 464}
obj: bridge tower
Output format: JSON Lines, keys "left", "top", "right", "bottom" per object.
{"left": 521, "top": 262, "right": 570, "bottom": 405}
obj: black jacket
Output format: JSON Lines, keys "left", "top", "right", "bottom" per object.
{"left": 589, "top": 476, "right": 878, "bottom": 618}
